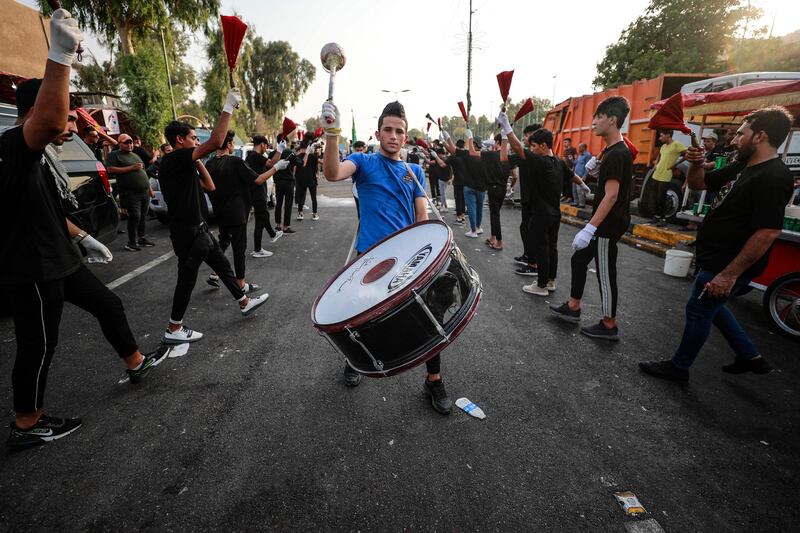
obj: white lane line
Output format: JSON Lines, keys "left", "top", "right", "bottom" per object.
{"left": 106, "top": 251, "right": 175, "bottom": 290}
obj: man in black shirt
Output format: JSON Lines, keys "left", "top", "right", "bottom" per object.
{"left": 549, "top": 96, "right": 633, "bottom": 341}
{"left": 245, "top": 135, "right": 282, "bottom": 255}
{"left": 506, "top": 124, "right": 541, "bottom": 267}
{"left": 2, "top": 13, "right": 168, "bottom": 450}
{"left": 269, "top": 133, "right": 300, "bottom": 234}
{"left": 428, "top": 146, "right": 450, "bottom": 212}
{"left": 482, "top": 134, "right": 510, "bottom": 250}
{"left": 158, "top": 89, "right": 269, "bottom": 345}
{"left": 206, "top": 130, "right": 287, "bottom": 290}
{"left": 640, "top": 106, "right": 795, "bottom": 382}
{"left": 445, "top": 138, "right": 467, "bottom": 225}
{"left": 443, "top": 130, "right": 488, "bottom": 237}
{"left": 295, "top": 138, "right": 320, "bottom": 220}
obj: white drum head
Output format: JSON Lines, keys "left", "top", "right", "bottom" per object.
{"left": 314, "top": 221, "right": 451, "bottom": 326}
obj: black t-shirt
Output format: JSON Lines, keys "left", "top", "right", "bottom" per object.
{"left": 508, "top": 152, "right": 531, "bottom": 204}
{"left": 159, "top": 148, "right": 205, "bottom": 227}
{"left": 0, "top": 126, "right": 81, "bottom": 284}
{"left": 455, "top": 149, "right": 487, "bottom": 191}
{"left": 482, "top": 150, "right": 509, "bottom": 187}
{"left": 428, "top": 158, "right": 449, "bottom": 182}
{"left": 696, "top": 158, "right": 793, "bottom": 278}
{"left": 268, "top": 150, "right": 300, "bottom": 183}
{"left": 526, "top": 151, "right": 568, "bottom": 218}
{"left": 446, "top": 153, "right": 466, "bottom": 186}
{"left": 407, "top": 152, "right": 421, "bottom": 165}
{"left": 295, "top": 152, "right": 319, "bottom": 187}
{"left": 206, "top": 155, "right": 258, "bottom": 226}
{"left": 594, "top": 141, "right": 633, "bottom": 239}
{"left": 245, "top": 151, "right": 269, "bottom": 203}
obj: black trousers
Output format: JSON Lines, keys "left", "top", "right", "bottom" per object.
{"left": 169, "top": 224, "right": 244, "bottom": 322}
{"left": 570, "top": 236, "right": 619, "bottom": 318}
{"left": 120, "top": 190, "right": 149, "bottom": 243}
{"left": 520, "top": 202, "right": 534, "bottom": 262}
{"left": 218, "top": 223, "right": 248, "bottom": 280}
{"left": 296, "top": 182, "right": 318, "bottom": 213}
{"left": 252, "top": 197, "right": 276, "bottom": 251}
{"left": 429, "top": 175, "right": 439, "bottom": 200}
{"left": 653, "top": 180, "right": 670, "bottom": 218}
{"left": 487, "top": 184, "right": 506, "bottom": 241}
{"left": 6, "top": 264, "right": 138, "bottom": 413}
{"left": 274, "top": 180, "right": 294, "bottom": 227}
{"left": 529, "top": 214, "right": 560, "bottom": 287}
{"left": 453, "top": 182, "right": 465, "bottom": 217}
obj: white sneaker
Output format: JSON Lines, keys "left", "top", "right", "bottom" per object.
{"left": 241, "top": 293, "right": 269, "bottom": 316}
{"left": 546, "top": 280, "right": 557, "bottom": 292}
{"left": 476, "top": 227, "right": 484, "bottom": 235}
{"left": 271, "top": 231, "right": 283, "bottom": 243}
{"left": 251, "top": 249, "right": 273, "bottom": 258}
{"left": 522, "top": 283, "right": 549, "bottom": 296}
{"left": 440, "top": 208, "right": 449, "bottom": 213}
{"left": 163, "top": 325, "right": 204, "bottom": 344}
{"left": 312, "top": 213, "right": 319, "bottom": 221}
{"left": 296, "top": 213, "right": 304, "bottom": 220}
{"left": 465, "top": 231, "right": 478, "bottom": 238}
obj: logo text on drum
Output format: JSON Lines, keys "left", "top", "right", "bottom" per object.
{"left": 388, "top": 245, "right": 432, "bottom": 292}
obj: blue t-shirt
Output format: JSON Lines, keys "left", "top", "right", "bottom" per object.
{"left": 574, "top": 152, "right": 592, "bottom": 178}
{"left": 345, "top": 151, "right": 426, "bottom": 253}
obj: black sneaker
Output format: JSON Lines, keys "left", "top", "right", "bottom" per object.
{"left": 282, "top": 228, "right": 296, "bottom": 235}
{"left": 206, "top": 274, "right": 220, "bottom": 288}
{"left": 639, "top": 360, "right": 689, "bottom": 383}
{"left": 137, "top": 237, "right": 156, "bottom": 247}
{"left": 127, "top": 345, "right": 170, "bottom": 384}
{"left": 124, "top": 243, "right": 141, "bottom": 252}
{"left": 7, "top": 415, "right": 82, "bottom": 450}
{"left": 513, "top": 255, "right": 529, "bottom": 266}
{"left": 343, "top": 364, "right": 362, "bottom": 388}
{"left": 580, "top": 320, "right": 619, "bottom": 341}
{"left": 424, "top": 378, "right": 452, "bottom": 415}
{"left": 549, "top": 302, "right": 581, "bottom": 323}
{"left": 722, "top": 355, "right": 773, "bottom": 375}
{"left": 515, "top": 265, "right": 538, "bottom": 276}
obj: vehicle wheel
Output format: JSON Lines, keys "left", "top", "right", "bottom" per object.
{"left": 155, "top": 212, "right": 169, "bottom": 224}
{"left": 664, "top": 181, "right": 682, "bottom": 220}
{"left": 637, "top": 169, "right": 656, "bottom": 219}
{"left": 762, "top": 273, "right": 800, "bottom": 341}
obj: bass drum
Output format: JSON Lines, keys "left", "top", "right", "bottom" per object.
{"left": 312, "top": 220, "right": 482, "bottom": 377}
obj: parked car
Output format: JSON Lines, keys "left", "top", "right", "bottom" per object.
{"left": 0, "top": 124, "right": 119, "bottom": 244}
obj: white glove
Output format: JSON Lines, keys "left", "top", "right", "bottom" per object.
{"left": 77, "top": 234, "right": 113, "bottom": 263}
{"left": 442, "top": 130, "right": 451, "bottom": 142}
{"left": 320, "top": 101, "right": 341, "bottom": 136}
{"left": 571, "top": 223, "right": 597, "bottom": 252}
{"left": 222, "top": 87, "right": 241, "bottom": 114}
{"left": 466, "top": 129, "right": 473, "bottom": 140}
{"left": 273, "top": 159, "right": 289, "bottom": 170}
{"left": 276, "top": 140, "right": 287, "bottom": 154}
{"left": 496, "top": 111, "right": 513, "bottom": 136}
{"left": 580, "top": 181, "right": 591, "bottom": 195}
{"left": 48, "top": 9, "right": 83, "bottom": 66}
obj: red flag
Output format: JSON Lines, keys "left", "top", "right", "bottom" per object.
{"left": 220, "top": 15, "right": 248, "bottom": 71}
{"left": 496, "top": 70, "right": 514, "bottom": 103}
{"left": 513, "top": 98, "right": 534, "bottom": 123}
{"left": 415, "top": 138, "right": 430, "bottom": 150}
{"left": 314, "top": 127, "right": 324, "bottom": 139}
{"left": 426, "top": 123, "right": 432, "bottom": 133}
{"left": 76, "top": 107, "right": 117, "bottom": 145}
{"left": 282, "top": 117, "right": 297, "bottom": 139}
{"left": 623, "top": 135, "right": 639, "bottom": 158}
{"left": 647, "top": 92, "right": 691, "bottom": 134}
{"left": 437, "top": 117, "right": 442, "bottom": 130}
{"left": 457, "top": 101, "right": 468, "bottom": 122}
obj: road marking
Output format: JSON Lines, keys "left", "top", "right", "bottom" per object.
{"left": 624, "top": 519, "right": 665, "bottom": 532}
{"left": 106, "top": 251, "right": 175, "bottom": 290}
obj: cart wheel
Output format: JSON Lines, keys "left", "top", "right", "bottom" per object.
{"left": 762, "top": 273, "right": 800, "bottom": 341}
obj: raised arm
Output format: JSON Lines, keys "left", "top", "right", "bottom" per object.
{"left": 192, "top": 88, "right": 240, "bottom": 162}
{"left": 320, "top": 101, "right": 357, "bottom": 181}
{"left": 684, "top": 144, "right": 707, "bottom": 190}
{"left": 497, "top": 112, "right": 523, "bottom": 162}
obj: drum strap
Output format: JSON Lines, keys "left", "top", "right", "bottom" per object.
{"left": 403, "top": 161, "right": 443, "bottom": 222}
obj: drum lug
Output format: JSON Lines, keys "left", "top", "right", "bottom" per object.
{"left": 345, "top": 326, "right": 385, "bottom": 372}
{"left": 412, "top": 289, "right": 450, "bottom": 343}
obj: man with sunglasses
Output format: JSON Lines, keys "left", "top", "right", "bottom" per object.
{"left": 106, "top": 133, "right": 155, "bottom": 251}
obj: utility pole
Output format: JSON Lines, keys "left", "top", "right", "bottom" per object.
{"left": 160, "top": 28, "right": 177, "bottom": 121}
{"left": 466, "top": 0, "right": 474, "bottom": 116}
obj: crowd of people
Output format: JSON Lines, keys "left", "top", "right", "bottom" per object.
{"left": 2, "top": 9, "right": 797, "bottom": 450}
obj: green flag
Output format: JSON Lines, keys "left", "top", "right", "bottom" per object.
{"left": 351, "top": 111, "right": 357, "bottom": 144}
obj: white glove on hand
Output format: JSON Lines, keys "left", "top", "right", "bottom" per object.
{"left": 442, "top": 130, "right": 451, "bottom": 142}
{"left": 571, "top": 223, "right": 597, "bottom": 252}
{"left": 222, "top": 87, "right": 241, "bottom": 114}
{"left": 273, "top": 159, "right": 290, "bottom": 170}
{"left": 496, "top": 111, "right": 513, "bottom": 136}
{"left": 466, "top": 129, "right": 473, "bottom": 140}
{"left": 320, "top": 102, "right": 341, "bottom": 136}
{"left": 276, "top": 140, "right": 287, "bottom": 154}
{"left": 48, "top": 9, "right": 83, "bottom": 66}
{"left": 77, "top": 234, "right": 113, "bottom": 263}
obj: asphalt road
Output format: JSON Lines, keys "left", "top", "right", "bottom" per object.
{"left": 1, "top": 180, "right": 798, "bottom": 532}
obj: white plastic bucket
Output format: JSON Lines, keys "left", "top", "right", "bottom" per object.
{"left": 663, "top": 249, "right": 694, "bottom": 277}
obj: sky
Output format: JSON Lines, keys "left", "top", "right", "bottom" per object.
{"left": 17, "top": 0, "right": 799, "bottom": 141}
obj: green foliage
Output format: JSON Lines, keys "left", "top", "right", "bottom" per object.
{"left": 437, "top": 98, "right": 552, "bottom": 142}
{"left": 407, "top": 128, "right": 423, "bottom": 140}
{"left": 593, "top": 0, "right": 760, "bottom": 89}
{"left": 116, "top": 37, "right": 172, "bottom": 147}
{"left": 304, "top": 116, "right": 319, "bottom": 134}
{"left": 72, "top": 59, "right": 121, "bottom": 94}
{"left": 729, "top": 37, "right": 800, "bottom": 73}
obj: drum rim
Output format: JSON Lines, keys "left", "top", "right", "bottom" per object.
{"left": 312, "top": 220, "right": 453, "bottom": 332}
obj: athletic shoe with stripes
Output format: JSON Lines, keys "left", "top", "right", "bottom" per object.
{"left": 7, "top": 415, "right": 82, "bottom": 451}
{"left": 163, "top": 325, "right": 204, "bottom": 344}
{"left": 127, "top": 345, "right": 170, "bottom": 384}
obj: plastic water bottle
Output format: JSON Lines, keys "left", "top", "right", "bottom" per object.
{"left": 456, "top": 397, "right": 486, "bottom": 420}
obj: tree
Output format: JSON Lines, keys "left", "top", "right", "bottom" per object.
{"left": 593, "top": 0, "right": 760, "bottom": 89}
{"left": 72, "top": 58, "right": 121, "bottom": 94}
{"left": 304, "top": 116, "right": 319, "bottom": 134}
{"left": 728, "top": 37, "right": 800, "bottom": 73}
{"left": 38, "top": 0, "right": 220, "bottom": 56}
